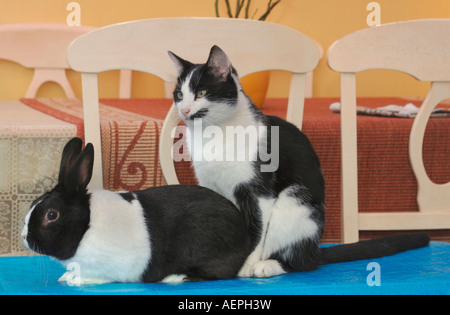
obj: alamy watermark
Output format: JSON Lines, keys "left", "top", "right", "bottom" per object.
{"left": 366, "top": 262, "right": 381, "bottom": 286}
{"left": 64, "top": 262, "right": 81, "bottom": 286}
{"left": 66, "top": 2, "right": 81, "bottom": 26}
{"left": 366, "top": 2, "right": 381, "bottom": 27}
{"left": 171, "top": 118, "right": 280, "bottom": 172}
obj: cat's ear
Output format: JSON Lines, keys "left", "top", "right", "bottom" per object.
{"left": 168, "top": 51, "right": 192, "bottom": 76}
{"left": 206, "top": 45, "right": 232, "bottom": 82}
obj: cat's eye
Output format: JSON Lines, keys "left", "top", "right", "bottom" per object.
{"left": 196, "top": 90, "right": 207, "bottom": 98}
{"left": 176, "top": 91, "right": 183, "bottom": 100}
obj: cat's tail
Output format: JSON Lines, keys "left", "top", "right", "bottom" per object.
{"left": 318, "top": 233, "right": 430, "bottom": 265}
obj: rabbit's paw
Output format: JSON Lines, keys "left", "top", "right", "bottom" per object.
{"left": 58, "top": 271, "right": 111, "bottom": 285}
{"left": 160, "top": 274, "right": 188, "bottom": 284}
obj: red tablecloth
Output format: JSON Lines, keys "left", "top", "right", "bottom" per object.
{"left": 22, "top": 97, "right": 450, "bottom": 242}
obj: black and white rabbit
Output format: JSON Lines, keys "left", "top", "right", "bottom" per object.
{"left": 21, "top": 137, "right": 251, "bottom": 284}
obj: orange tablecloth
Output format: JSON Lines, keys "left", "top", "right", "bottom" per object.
{"left": 21, "top": 98, "right": 450, "bottom": 242}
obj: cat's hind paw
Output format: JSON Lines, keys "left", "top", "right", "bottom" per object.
{"left": 250, "top": 259, "right": 286, "bottom": 278}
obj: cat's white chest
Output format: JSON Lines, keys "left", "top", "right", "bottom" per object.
{"left": 187, "top": 129, "right": 257, "bottom": 203}
{"left": 194, "top": 159, "right": 255, "bottom": 203}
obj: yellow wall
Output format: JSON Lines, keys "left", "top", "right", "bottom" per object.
{"left": 0, "top": 0, "right": 449, "bottom": 99}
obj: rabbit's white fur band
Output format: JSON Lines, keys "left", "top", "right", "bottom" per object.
{"left": 60, "top": 190, "right": 151, "bottom": 284}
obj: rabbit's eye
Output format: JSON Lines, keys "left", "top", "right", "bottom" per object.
{"left": 45, "top": 210, "right": 59, "bottom": 222}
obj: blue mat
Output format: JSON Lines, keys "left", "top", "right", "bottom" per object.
{"left": 1, "top": 242, "right": 449, "bottom": 295}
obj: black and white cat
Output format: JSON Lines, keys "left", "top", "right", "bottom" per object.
{"left": 168, "top": 45, "right": 430, "bottom": 278}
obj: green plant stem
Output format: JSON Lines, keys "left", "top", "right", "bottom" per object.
{"left": 259, "top": 0, "right": 281, "bottom": 21}
{"left": 244, "top": 0, "right": 251, "bottom": 19}
{"left": 224, "top": 0, "right": 233, "bottom": 18}
{"left": 215, "top": 0, "right": 281, "bottom": 20}
{"left": 235, "top": 0, "right": 245, "bottom": 18}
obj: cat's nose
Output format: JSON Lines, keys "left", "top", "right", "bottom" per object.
{"left": 181, "top": 107, "right": 191, "bottom": 118}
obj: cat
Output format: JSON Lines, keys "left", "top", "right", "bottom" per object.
{"left": 168, "top": 45, "right": 429, "bottom": 278}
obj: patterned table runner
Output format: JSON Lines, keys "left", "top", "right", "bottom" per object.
{"left": 21, "top": 98, "right": 167, "bottom": 191}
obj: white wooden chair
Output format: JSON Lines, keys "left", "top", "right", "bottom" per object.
{"left": 327, "top": 19, "right": 450, "bottom": 243}
{"left": 68, "top": 17, "right": 321, "bottom": 188}
{"left": 0, "top": 23, "right": 132, "bottom": 98}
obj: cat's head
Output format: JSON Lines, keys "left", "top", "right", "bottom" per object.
{"left": 168, "top": 45, "right": 241, "bottom": 126}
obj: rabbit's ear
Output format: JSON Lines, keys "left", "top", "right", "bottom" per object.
{"left": 59, "top": 138, "right": 83, "bottom": 184}
{"left": 65, "top": 143, "right": 94, "bottom": 192}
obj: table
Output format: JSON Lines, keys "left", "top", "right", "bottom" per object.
{"left": 1, "top": 97, "right": 449, "bottom": 256}
{"left": 0, "top": 100, "right": 76, "bottom": 256}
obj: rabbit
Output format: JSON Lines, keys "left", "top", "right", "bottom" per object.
{"left": 21, "top": 137, "right": 251, "bottom": 284}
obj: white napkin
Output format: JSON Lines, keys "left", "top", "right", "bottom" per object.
{"left": 330, "top": 102, "right": 450, "bottom": 118}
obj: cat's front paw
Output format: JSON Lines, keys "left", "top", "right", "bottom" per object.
{"left": 250, "top": 260, "right": 285, "bottom": 278}
{"left": 238, "top": 262, "right": 253, "bottom": 278}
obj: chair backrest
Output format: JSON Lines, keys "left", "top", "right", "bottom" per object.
{"left": 163, "top": 41, "right": 323, "bottom": 99}
{"left": 0, "top": 23, "right": 132, "bottom": 98}
{"left": 327, "top": 19, "right": 450, "bottom": 243}
{"left": 68, "top": 17, "right": 321, "bottom": 188}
